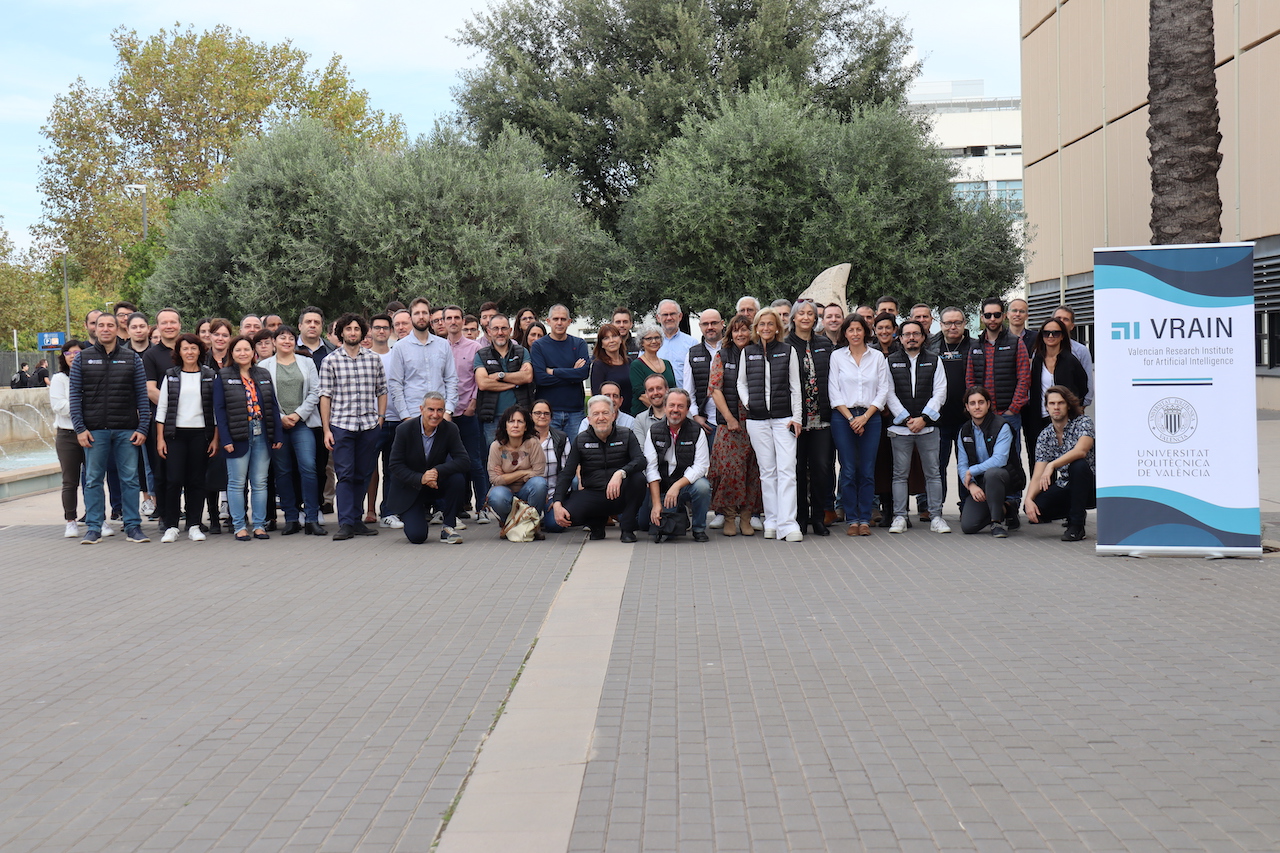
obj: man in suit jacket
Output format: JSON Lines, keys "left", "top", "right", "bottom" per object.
{"left": 386, "top": 391, "right": 470, "bottom": 544}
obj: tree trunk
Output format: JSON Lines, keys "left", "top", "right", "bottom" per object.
{"left": 1147, "top": 0, "right": 1222, "bottom": 244}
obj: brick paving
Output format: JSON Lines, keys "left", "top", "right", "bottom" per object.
{"left": 0, "top": 524, "right": 578, "bottom": 852}
{"left": 570, "top": 529, "right": 1280, "bottom": 852}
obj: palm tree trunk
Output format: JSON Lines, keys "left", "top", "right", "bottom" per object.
{"left": 1147, "top": 0, "right": 1222, "bottom": 244}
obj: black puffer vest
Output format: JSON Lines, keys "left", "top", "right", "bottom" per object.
{"left": 968, "top": 330, "right": 1021, "bottom": 414}
{"left": 218, "top": 365, "right": 278, "bottom": 444}
{"left": 75, "top": 341, "right": 144, "bottom": 431}
{"left": 785, "top": 332, "right": 834, "bottom": 421}
{"left": 162, "top": 366, "right": 217, "bottom": 440}
{"left": 685, "top": 343, "right": 717, "bottom": 422}
{"left": 717, "top": 345, "right": 743, "bottom": 418}
{"left": 475, "top": 342, "right": 533, "bottom": 422}
{"left": 648, "top": 418, "right": 701, "bottom": 489}
{"left": 959, "top": 416, "right": 1027, "bottom": 492}
{"left": 743, "top": 341, "right": 793, "bottom": 420}
{"left": 886, "top": 349, "right": 941, "bottom": 422}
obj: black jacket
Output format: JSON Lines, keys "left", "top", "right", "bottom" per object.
{"left": 385, "top": 417, "right": 470, "bottom": 515}
{"left": 69, "top": 340, "right": 149, "bottom": 434}
{"left": 785, "top": 332, "right": 834, "bottom": 421}
{"left": 1026, "top": 347, "right": 1090, "bottom": 429}
{"left": 555, "top": 423, "right": 645, "bottom": 502}
{"left": 159, "top": 366, "right": 217, "bottom": 441}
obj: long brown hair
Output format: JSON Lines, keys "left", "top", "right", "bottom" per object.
{"left": 592, "top": 323, "right": 627, "bottom": 365}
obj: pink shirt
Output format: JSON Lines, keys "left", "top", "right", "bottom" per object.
{"left": 449, "top": 336, "right": 484, "bottom": 411}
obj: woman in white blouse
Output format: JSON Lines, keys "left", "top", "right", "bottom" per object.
{"left": 736, "top": 307, "right": 803, "bottom": 542}
{"left": 155, "top": 334, "right": 218, "bottom": 542}
{"left": 50, "top": 339, "right": 84, "bottom": 538}
{"left": 828, "top": 314, "right": 891, "bottom": 536}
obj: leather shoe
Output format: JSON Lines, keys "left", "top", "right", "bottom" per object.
{"left": 588, "top": 528, "right": 606, "bottom": 540}
{"left": 305, "top": 522, "right": 328, "bottom": 536}
{"left": 282, "top": 521, "right": 303, "bottom": 536}
{"left": 353, "top": 521, "right": 379, "bottom": 536}
{"left": 619, "top": 530, "right": 637, "bottom": 543}
{"left": 332, "top": 524, "right": 355, "bottom": 541}
{"left": 692, "top": 530, "right": 710, "bottom": 543}
{"left": 810, "top": 520, "right": 829, "bottom": 536}
{"left": 264, "top": 519, "right": 278, "bottom": 532}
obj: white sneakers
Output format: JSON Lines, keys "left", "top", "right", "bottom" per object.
{"left": 930, "top": 517, "right": 952, "bottom": 534}
{"left": 140, "top": 497, "right": 156, "bottom": 517}
{"left": 889, "top": 516, "right": 908, "bottom": 534}
{"left": 783, "top": 530, "right": 803, "bottom": 542}
{"left": 763, "top": 528, "right": 777, "bottom": 539}
{"left": 708, "top": 513, "right": 725, "bottom": 529}
{"left": 380, "top": 515, "right": 405, "bottom": 529}
{"left": 64, "top": 521, "right": 79, "bottom": 538}
{"left": 188, "top": 527, "right": 206, "bottom": 542}
{"left": 100, "top": 522, "right": 115, "bottom": 537}
{"left": 161, "top": 527, "right": 180, "bottom": 543}
{"left": 750, "top": 515, "right": 764, "bottom": 531}
{"left": 475, "top": 509, "right": 491, "bottom": 525}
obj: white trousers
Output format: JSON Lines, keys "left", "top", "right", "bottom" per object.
{"left": 746, "top": 417, "right": 799, "bottom": 537}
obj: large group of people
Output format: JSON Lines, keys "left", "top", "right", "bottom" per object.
{"left": 49, "top": 292, "right": 1097, "bottom": 547}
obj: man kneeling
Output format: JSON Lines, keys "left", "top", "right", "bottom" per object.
{"left": 386, "top": 392, "right": 469, "bottom": 544}
{"left": 552, "top": 395, "right": 646, "bottom": 542}
{"left": 1024, "top": 386, "right": 1095, "bottom": 542}
{"left": 957, "top": 386, "right": 1026, "bottom": 537}
{"left": 642, "top": 389, "right": 711, "bottom": 542}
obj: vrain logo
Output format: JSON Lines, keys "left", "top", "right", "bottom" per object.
{"left": 1111, "top": 322, "right": 1140, "bottom": 340}
{"left": 1147, "top": 397, "right": 1198, "bottom": 444}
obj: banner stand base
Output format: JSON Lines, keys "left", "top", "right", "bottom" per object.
{"left": 1096, "top": 546, "right": 1262, "bottom": 559}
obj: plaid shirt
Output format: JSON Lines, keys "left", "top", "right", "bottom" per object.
{"left": 319, "top": 346, "right": 387, "bottom": 432}
{"left": 1035, "top": 414, "right": 1095, "bottom": 486}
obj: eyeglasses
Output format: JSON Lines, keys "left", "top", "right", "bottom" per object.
{"left": 982, "top": 312, "right": 1003, "bottom": 319}
{"left": 532, "top": 410, "right": 551, "bottom": 417}
{"left": 941, "top": 320, "right": 964, "bottom": 327}
{"left": 699, "top": 320, "right": 722, "bottom": 327}
{"left": 900, "top": 332, "right": 924, "bottom": 338}
{"left": 642, "top": 336, "right": 661, "bottom": 343}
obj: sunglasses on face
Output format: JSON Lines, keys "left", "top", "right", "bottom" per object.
{"left": 983, "top": 312, "right": 1003, "bottom": 319}
{"left": 1042, "top": 330, "right": 1063, "bottom": 338}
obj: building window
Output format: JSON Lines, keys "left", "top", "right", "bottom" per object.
{"left": 952, "top": 180, "right": 1023, "bottom": 211}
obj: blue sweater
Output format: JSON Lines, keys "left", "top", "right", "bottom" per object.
{"left": 531, "top": 335, "right": 591, "bottom": 413}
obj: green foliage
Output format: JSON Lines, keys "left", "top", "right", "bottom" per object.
{"left": 454, "top": 0, "right": 919, "bottom": 230}
{"left": 38, "top": 23, "right": 405, "bottom": 294}
{"left": 620, "top": 83, "right": 1024, "bottom": 314}
{"left": 145, "top": 119, "right": 620, "bottom": 321}
{"left": 0, "top": 220, "right": 101, "bottom": 348}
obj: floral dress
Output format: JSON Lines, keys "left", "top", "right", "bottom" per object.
{"left": 707, "top": 350, "right": 763, "bottom": 515}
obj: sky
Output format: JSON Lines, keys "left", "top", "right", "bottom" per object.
{"left": 0, "top": 0, "right": 1021, "bottom": 256}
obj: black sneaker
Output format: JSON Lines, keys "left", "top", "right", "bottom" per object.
{"left": 1003, "top": 503, "right": 1020, "bottom": 530}
{"left": 619, "top": 530, "right": 638, "bottom": 543}
{"left": 990, "top": 524, "right": 1008, "bottom": 539}
{"left": 692, "top": 530, "right": 710, "bottom": 543}
{"left": 1061, "top": 525, "right": 1086, "bottom": 542}
{"left": 353, "top": 521, "right": 379, "bottom": 536}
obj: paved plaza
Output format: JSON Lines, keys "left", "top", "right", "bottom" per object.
{"left": 1, "top": 418, "right": 1278, "bottom": 852}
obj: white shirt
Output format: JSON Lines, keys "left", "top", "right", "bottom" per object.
{"left": 681, "top": 340, "right": 719, "bottom": 425}
{"left": 156, "top": 373, "right": 207, "bottom": 429}
{"left": 736, "top": 346, "right": 802, "bottom": 422}
{"left": 827, "top": 346, "right": 890, "bottom": 413}
{"left": 886, "top": 352, "right": 947, "bottom": 436}
{"left": 643, "top": 422, "right": 710, "bottom": 485}
{"left": 50, "top": 372, "right": 73, "bottom": 430}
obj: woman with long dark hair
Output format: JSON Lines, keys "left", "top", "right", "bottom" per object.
{"left": 50, "top": 339, "right": 84, "bottom": 538}
{"left": 1025, "top": 318, "right": 1089, "bottom": 454}
{"left": 155, "top": 334, "right": 217, "bottom": 542}
{"left": 708, "top": 315, "right": 762, "bottom": 536}
{"left": 486, "top": 404, "right": 547, "bottom": 536}
{"left": 213, "top": 335, "right": 284, "bottom": 541}
{"left": 513, "top": 308, "right": 539, "bottom": 346}
{"left": 828, "top": 314, "right": 891, "bottom": 536}
{"left": 589, "top": 323, "right": 632, "bottom": 413}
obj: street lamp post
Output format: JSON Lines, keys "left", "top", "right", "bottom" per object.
{"left": 124, "top": 184, "right": 148, "bottom": 241}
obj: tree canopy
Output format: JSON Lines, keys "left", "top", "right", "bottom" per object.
{"left": 454, "top": 0, "right": 918, "bottom": 230}
{"left": 145, "top": 119, "right": 619, "bottom": 321}
{"left": 38, "top": 24, "right": 404, "bottom": 294}
{"left": 619, "top": 83, "right": 1024, "bottom": 314}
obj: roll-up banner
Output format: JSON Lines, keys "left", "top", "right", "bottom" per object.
{"left": 1094, "top": 243, "right": 1261, "bottom": 557}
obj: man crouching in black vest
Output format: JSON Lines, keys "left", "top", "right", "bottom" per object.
{"left": 641, "top": 388, "right": 712, "bottom": 542}
{"left": 552, "top": 395, "right": 647, "bottom": 542}
{"left": 957, "top": 386, "right": 1026, "bottom": 537}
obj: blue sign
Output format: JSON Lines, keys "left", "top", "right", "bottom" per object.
{"left": 38, "top": 332, "right": 65, "bottom": 350}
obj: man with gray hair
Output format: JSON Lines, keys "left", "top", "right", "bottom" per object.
{"left": 735, "top": 297, "right": 760, "bottom": 322}
{"left": 385, "top": 392, "right": 469, "bottom": 544}
{"left": 552, "top": 394, "right": 646, "bottom": 541}
{"left": 770, "top": 298, "right": 792, "bottom": 332}
{"left": 656, "top": 298, "right": 696, "bottom": 382}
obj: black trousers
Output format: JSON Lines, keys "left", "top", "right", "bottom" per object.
{"left": 561, "top": 476, "right": 646, "bottom": 534}
{"left": 960, "top": 467, "right": 1010, "bottom": 534}
{"left": 796, "top": 426, "right": 833, "bottom": 527}
{"left": 56, "top": 428, "right": 84, "bottom": 521}
{"left": 400, "top": 472, "right": 466, "bottom": 544}
{"left": 163, "top": 428, "right": 209, "bottom": 530}
{"left": 1032, "top": 458, "right": 1096, "bottom": 525}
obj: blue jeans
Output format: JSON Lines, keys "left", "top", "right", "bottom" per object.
{"left": 454, "top": 413, "right": 490, "bottom": 509}
{"left": 831, "top": 412, "right": 880, "bottom": 524}
{"left": 226, "top": 431, "right": 271, "bottom": 532}
{"left": 550, "top": 409, "right": 583, "bottom": 437}
{"left": 330, "top": 425, "right": 380, "bottom": 527}
{"left": 482, "top": 420, "right": 499, "bottom": 449}
{"left": 84, "top": 430, "right": 142, "bottom": 532}
{"left": 487, "top": 476, "right": 549, "bottom": 523}
{"left": 274, "top": 424, "right": 320, "bottom": 524}
{"left": 638, "top": 477, "right": 712, "bottom": 532}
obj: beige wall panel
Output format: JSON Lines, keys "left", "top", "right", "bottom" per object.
{"left": 1216, "top": 61, "right": 1240, "bottom": 241}
{"left": 1022, "top": 0, "right": 1058, "bottom": 38}
{"left": 1236, "top": 38, "right": 1280, "bottom": 240}
{"left": 1022, "top": 19, "right": 1060, "bottom": 164}
{"left": 1059, "top": 131, "right": 1107, "bottom": 277}
{"left": 1103, "top": 107, "right": 1153, "bottom": 250}
{"left": 1059, "top": 0, "right": 1106, "bottom": 145}
{"left": 1215, "top": 0, "right": 1236, "bottom": 63}
{"left": 1024, "top": 157, "right": 1063, "bottom": 284}
{"left": 1104, "top": 0, "right": 1149, "bottom": 120}
{"left": 1240, "top": 2, "right": 1280, "bottom": 48}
